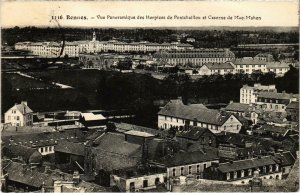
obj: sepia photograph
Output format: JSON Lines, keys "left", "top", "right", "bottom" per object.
{"left": 0, "top": 1, "right": 299, "bottom": 192}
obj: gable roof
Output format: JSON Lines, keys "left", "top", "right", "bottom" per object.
{"left": 176, "top": 126, "right": 213, "bottom": 140}
{"left": 258, "top": 92, "right": 297, "bottom": 100}
{"left": 287, "top": 101, "right": 299, "bottom": 109}
{"left": 266, "top": 62, "right": 289, "bottom": 69}
{"left": 203, "top": 62, "right": 234, "bottom": 70}
{"left": 160, "top": 150, "right": 219, "bottom": 167}
{"left": 259, "top": 124, "right": 290, "bottom": 136}
{"left": 55, "top": 141, "right": 85, "bottom": 156}
{"left": 218, "top": 156, "right": 276, "bottom": 173}
{"left": 7, "top": 102, "right": 33, "bottom": 114}
{"left": 158, "top": 100, "right": 234, "bottom": 126}
{"left": 224, "top": 102, "right": 250, "bottom": 112}
{"left": 80, "top": 113, "right": 106, "bottom": 121}
{"left": 112, "top": 122, "right": 163, "bottom": 136}
{"left": 273, "top": 152, "right": 296, "bottom": 167}
{"left": 124, "top": 130, "right": 155, "bottom": 138}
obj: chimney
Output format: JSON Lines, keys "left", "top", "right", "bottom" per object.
{"left": 21, "top": 101, "right": 28, "bottom": 106}
{"left": 229, "top": 100, "right": 233, "bottom": 104}
{"left": 73, "top": 171, "right": 80, "bottom": 185}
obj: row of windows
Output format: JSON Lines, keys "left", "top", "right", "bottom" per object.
{"left": 172, "top": 163, "right": 207, "bottom": 176}
{"left": 39, "top": 146, "right": 54, "bottom": 153}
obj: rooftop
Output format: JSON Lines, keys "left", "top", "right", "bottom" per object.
{"left": 224, "top": 102, "right": 250, "bottom": 112}
{"left": 124, "top": 130, "right": 155, "bottom": 138}
{"left": 176, "top": 126, "right": 213, "bottom": 140}
{"left": 158, "top": 99, "right": 233, "bottom": 126}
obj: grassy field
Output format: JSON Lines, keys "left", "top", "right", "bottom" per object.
{"left": 27, "top": 69, "right": 120, "bottom": 91}
{"left": 3, "top": 73, "right": 59, "bottom": 90}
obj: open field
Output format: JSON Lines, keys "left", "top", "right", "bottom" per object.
{"left": 3, "top": 73, "right": 59, "bottom": 90}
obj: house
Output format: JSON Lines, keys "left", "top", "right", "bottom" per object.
{"left": 158, "top": 99, "right": 243, "bottom": 133}
{"left": 1, "top": 128, "right": 93, "bottom": 156}
{"left": 2, "top": 145, "right": 43, "bottom": 165}
{"left": 84, "top": 132, "right": 143, "bottom": 186}
{"left": 233, "top": 58, "right": 267, "bottom": 74}
{"left": 223, "top": 102, "right": 250, "bottom": 117}
{"left": 124, "top": 130, "right": 155, "bottom": 145}
{"left": 110, "top": 168, "right": 167, "bottom": 192}
{"left": 1, "top": 161, "right": 108, "bottom": 192}
{"left": 254, "top": 53, "right": 275, "bottom": 62}
{"left": 4, "top": 101, "right": 33, "bottom": 127}
{"left": 272, "top": 151, "right": 296, "bottom": 178}
{"left": 281, "top": 134, "right": 299, "bottom": 156}
{"left": 266, "top": 62, "right": 290, "bottom": 76}
{"left": 54, "top": 141, "right": 85, "bottom": 173}
{"left": 151, "top": 150, "right": 219, "bottom": 181}
{"left": 204, "top": 156, "right": 283, "bottom": 184}
{"left": 79, "top": 113, "right": 107, "bottom": 129}
{"left": 256, "top": 91, "right": 298, "bottom": 112}
{"left": 176, "top": 126, "right": 217, "bottom": 148}
{"left": 286, "top": 101, "right": 299, "bottom": 122}
{"left": 240, "top": 84, "right": 277, "bottom": 104}
{"left": 254, "top": 124, "right": 292, "bottom": 140}
{"left": 198, "top": 62, "right": 235, "bottom": 76}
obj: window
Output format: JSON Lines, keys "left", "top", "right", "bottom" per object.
{"left": 181, "top": 167, "right": 184, "bottom": 175}
{"left": 172, "top": 168, "right": 176, "bottom": 176}
{"left": 40, "top": 147, "right": 44, "bottom": 153}
{"left": 17, "top": 116, "right": 20, "bottom": 120}
{"left": 248, "top": 169, "right": 252, "bottom": 176}
{"left": 189, "top": 166, "right": 192, "bottom": 174}
{"left": 197, "top": 165, "right": 200, "bottom": 173}
{"left": 143, "top": 180, "right": 148, "bottom": 187}
{"left": 227, "top": 172, "right": 230, "bottom": 180}
{"left": 203, "top": 164, "right": 206, "bottom": 169}
{"left": 224, "top": 126, "right": 226, "bottom": 130}
{"left": 241, "top": 170, "right": 244, "bottom": 178}
{"left": 269, "top": 165, "right": 273, "bottom": 172}
{"left": 234, "top": 171, "right": 237, "bottom": 179}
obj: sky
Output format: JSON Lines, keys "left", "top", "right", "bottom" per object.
{"left": 1, "top": 1, "right": 299, "bottom": 28}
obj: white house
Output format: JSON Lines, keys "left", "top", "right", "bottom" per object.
{"left": 198, "top": 62, "right": 235, "bottom": 76}
{"left": 240, "top": 84, "right": 277, "bottom": 104}
{"left": 157, "top": 99, "right": 242, "bottom": 133}
{"left": 4, "top": 101, "right": 33, "bottom": 127}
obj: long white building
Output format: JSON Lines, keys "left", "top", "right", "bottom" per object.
{"left": 240, "top": 84, "right": 277, "bottom": 104}
{"left": 15, "top": 32, "right": 193, "bottom": 57}
{"left": 153, "top": 48, "right": 235, "bottom": 66}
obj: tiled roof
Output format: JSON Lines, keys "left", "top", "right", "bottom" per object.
{"left": 92, "top": 132, "right": 142, "bottom": 156}
{"left": 218, "top": 156, "right": 276, "bottom": 173}
{"left": 266, "top": 62, "right": 290, "bottom": 69}
{"left": 216, "top": 132, "right": 282, "bottom": 149}
{"left": 176, "top": 126, "right": 212, "bottom": 140}
{"left": 158, "top": 99, "right": 233, "bottom": 126}
{"left": 91, "top": 133, "right": 142, "bottom": 171}
{"left": 3, "top": 161, "right": 54, "bottom": 188}
{"left": 204, "top": 62, "right": 234, "bottom": 70}
{"left": 273, "top": 152, "right": 296, "bottom": 167}
{"left": 160, "top": 150, "right": 219, "bottom": 167}
{"left": 55, "top": 141, "right": 85, "bottom": 156}
{"left": 258, "top": 92, "right": 297, "bottom": 100}
{"left": 2, "top": 128, "right": 93, "bottom": 148}
{"left": 3, "top": 145, "right": 42, "bottom": 164}
{"left": 287, "top": 101, "right": 299, "bottom": 109}
{"left": 112, "top": 122, "right": 163, "bottom": 136}
{"left": 259, "top": 124, "right": 290, "bottom": 135}
{"left": 224, "top": 102, "right": 250, "bottom": 112}
{"left": 9, "top": 102, "right": 33, "bottom": 114}
{"left": 234, "top": 58, "right": 266, "bottom": 65}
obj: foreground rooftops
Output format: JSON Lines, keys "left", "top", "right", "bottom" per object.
{"left": 158, "top": 99, "right": 232, "bottom": 126}
{"left": 258, "top": 92, "right": 298, "bottom": 100}
{"left": 224, "top": 102, "right": 250, "bottom": 112}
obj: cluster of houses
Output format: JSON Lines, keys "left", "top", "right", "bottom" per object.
{"left": 1, "top": 85, "right": 299, "bottom": 192}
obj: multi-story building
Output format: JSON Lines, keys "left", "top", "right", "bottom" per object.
{"left": 79, "top": 53, "right": 118, "bottom": 69}
{"left": 15, "top": 32, "right": 193, "bottom": 57}
{"left": 233, "top": 57, "right": 268, "bottom": 74}
{"left": 15, "top": 41, "right": 79, "bottom": 58}
{"left": 157, "top": 99, "right": 242, "bottom": 133}
{"left": 198, "top": 62, "right": 235, "bottom": 75}
{"left": 153, "top": 48, "right": 235, "bottom": 66}
{"left": 256, "top": 91, "right": 299, "bottom": 112}
{"left": 240, "top": 84, "right": 277, "bottom": 104}
{"left": 203, "top": 153, "right": 295, "bottom": 184}
{"left": 266, "top": 62, "right": 290, "bottom": 76}
{"left": 4, "top": 101, "right": 33, "bottom": 127}
{"left": 254, "top": 53, "right": 275, "bottom": 62}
